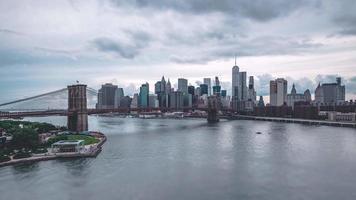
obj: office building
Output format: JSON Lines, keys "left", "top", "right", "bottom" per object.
{"left": 239, "top": 72, "right": 247, "bottom": 101}
{"left": 315, "top": 77, "right": 345, "bottom": 105}
{"left": 232, "top": 57, "right": 240, "bottom": 98}
{"left": 200, "top": 84, "right": 208, "bottom": 96}
{"left": 139, "top": 83, "right": 149, "bottom": 108}
{"left": 97, "top": 83, "right": 118, "bottom": 109}
{"left": 270, "top": 78, "right": 288, "bottom": 106}
{"left": 248, "top": 76, "right": 256, "bottom": 102}
{"left": 178, "top": 78, "right": 188, "bottom": 94}
{"left": 203, "top": 78, "right": 212, "bottom": 96}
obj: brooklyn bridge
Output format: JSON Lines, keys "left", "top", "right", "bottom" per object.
{"left": 0, "top": 84, "right": 223, "bottom": 132}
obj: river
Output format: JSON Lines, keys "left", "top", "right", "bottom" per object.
{"left": 1, "top": 116, "right": 356, "bottom": 200}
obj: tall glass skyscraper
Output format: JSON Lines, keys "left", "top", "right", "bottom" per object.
{"left": 178, "top": 78, "right": 188, "bottom": 94}
{"left": 203, "top": 78, "right": 212, "bottom": 96}
{"left": 139, "top": 83, "right": 149, "bottom": 108}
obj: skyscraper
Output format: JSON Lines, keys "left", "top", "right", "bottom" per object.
{"left": 188, "top": 85, "right": 195, "bottom": 96}
{"left": 139, "top": 83, "right": 149, "bottom": 108}
{"left": 97, "top": 83, "right": 118, "bottom": 109}
{"left": 203, "top": 78, "right": 212, "bottom": 96}
{"left": 248, "top": 76, "right": 256, "bottom": 102}
{"left": 115, "top": 88, "right": 124, "bottom": 108}
{"left": 270, "top": 78, "right": 287, "bottom": 106}
{"left": 178, "top": 78, "right": 188, "bottom": 94}
{"left": 200, "top": 84, "right": 208, "bottom": 96}
{"left": 154, "top": 81, "right": 161, "bottom": 94}
{"left": 239, "top": 72, "right": 247, "bottom": 101}
{"left": 232, "top": 56, "right": 240, "bottom": 98}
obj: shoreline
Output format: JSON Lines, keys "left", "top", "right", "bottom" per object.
{"left": 0, "top": 132, "right": 107, "bottom": 168}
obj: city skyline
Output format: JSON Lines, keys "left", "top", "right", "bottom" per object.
{"left": 1, "top": 0, "right": 356, "bottom": 102}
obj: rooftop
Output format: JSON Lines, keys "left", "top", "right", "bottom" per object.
{"left": 52, "top": 140, "right": 84, "bottom": 145}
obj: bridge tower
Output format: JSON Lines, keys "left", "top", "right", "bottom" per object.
{"left": 207, "top": 96, "right": 220, "bottom": 123}
{"left": 67, "top": 84, "right": 88, "bottom": 132}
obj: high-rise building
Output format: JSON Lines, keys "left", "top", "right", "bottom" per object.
{"left": 232, "top": 57, "right": 240, "bottom": 98}
{"left": 178, "top": 78, "right": 188, "bottom": 94}
{"left": 257, "top": 96, "right": 265, "bottom": 107}
{"left": 195, "top": 87, "right": 201, "bottom": 97}
{"left": 200, "top": 84, "right": 208, "bottom": 96}
{"left": 131, "top": 93, "right": 139, "bottom": 108}
{"left": 149, "top": 94, "right": 159, "bottom": 108}
{"left": 188, "top": 85, "right": 195, "bottom": 96}
{"left": 248, "top": 76, "right": 256, "bottom": 102}
{"left": 169, "top": 91, "right": 184, "bottom": 110}
{"left": 115, "top": 88, "right": 124, "bottom": 108}
{"left": 97, "top": 83, "right": 118, "bottom": 109}
{"left": 214, "top": 76, "right": 220, "bottom": 86}
{"left": 139, "top": 83, "right": 149, "bottom": 108}
{"left": 166, "top": 79, "right": 172, "bottom": 93}
{"left": 239, "top": 72, "right": 247, "bottom": 101}
{"left": 203, "top": 78, "right": 212, "bottom": 96}
{"left": 161, "top": 76, "right": 166, "bottom": 94}
{"left": 314, "top": 77, "right": 345, "bottom": 105}
{"left": 270, "top": 78, "right": 288, "bottom": 106}
{"left": 221, "top": 90, "right": 227, "bottom": 97}
{"left": 155, "top": 81, "right": 161, "bottom": 94}
{"left": 213, "top": 86, "right": 221, "bottom": 96}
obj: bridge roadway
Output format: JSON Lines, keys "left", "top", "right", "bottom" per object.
{"left": 1, "top": 109, "right": 355, "bottom": 128}
{"left": 0, "top": 107, "right": 221, "bottom": 118}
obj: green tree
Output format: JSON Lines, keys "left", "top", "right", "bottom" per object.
{"left": 12, "top": 128, "right": 39, "bottom": 150}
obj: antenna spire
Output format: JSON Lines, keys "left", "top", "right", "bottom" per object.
{"left": 234, "top": 54, "right": 237, "bottom": 66}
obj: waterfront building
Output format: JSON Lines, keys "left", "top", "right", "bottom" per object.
{"left": 97, "top": 83, "right": 118, "bottom": 109}
{"left": 314, "top": 77, "right": 345, "bottom": 105}
{"left": 139, "top": 83, "right": 149, "bottom": 108}
{"left": 270, "top": 78, "right": 288, "bottom": 106}
{"left": 178, "top": 78, "right": 188, "bottom": 94}
{"left": 203, "top": 78, "right": 212, "bottom": 96}
{"left": 51, "top": 140, "right": 84, "bottom": 153}
{"left": 287, "top": 84, "right": 311, "bottom": 109}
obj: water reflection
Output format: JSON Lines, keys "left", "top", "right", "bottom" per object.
{"left": 1, "top": 116, "right": 356, "bottom": 200}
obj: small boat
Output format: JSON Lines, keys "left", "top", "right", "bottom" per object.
{"left": 256, "top": 132, "right": 262, "bottom": 134}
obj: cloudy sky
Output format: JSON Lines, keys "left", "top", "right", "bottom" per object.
{"left": 0, "top": 0, "right": 356, "bottom": 103}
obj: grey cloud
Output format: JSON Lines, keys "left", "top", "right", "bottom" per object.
{"left": 0, "top": 28, "right": 25, "bottom": 36}
{"left": 90, "top": 31, "right": 151, "bottom": 59}
{"left": 110, "top": 0, "right": 314, "bottom": 22}
{"left": 91, "top": 37, "right": 140, "bottom": 59}
{"left": 170, "top": 35, "right": 322, "bottom": 64}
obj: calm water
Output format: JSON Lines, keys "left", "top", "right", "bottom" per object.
{"left": 1, "top": 116, "right": 356, "bottom": 200}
